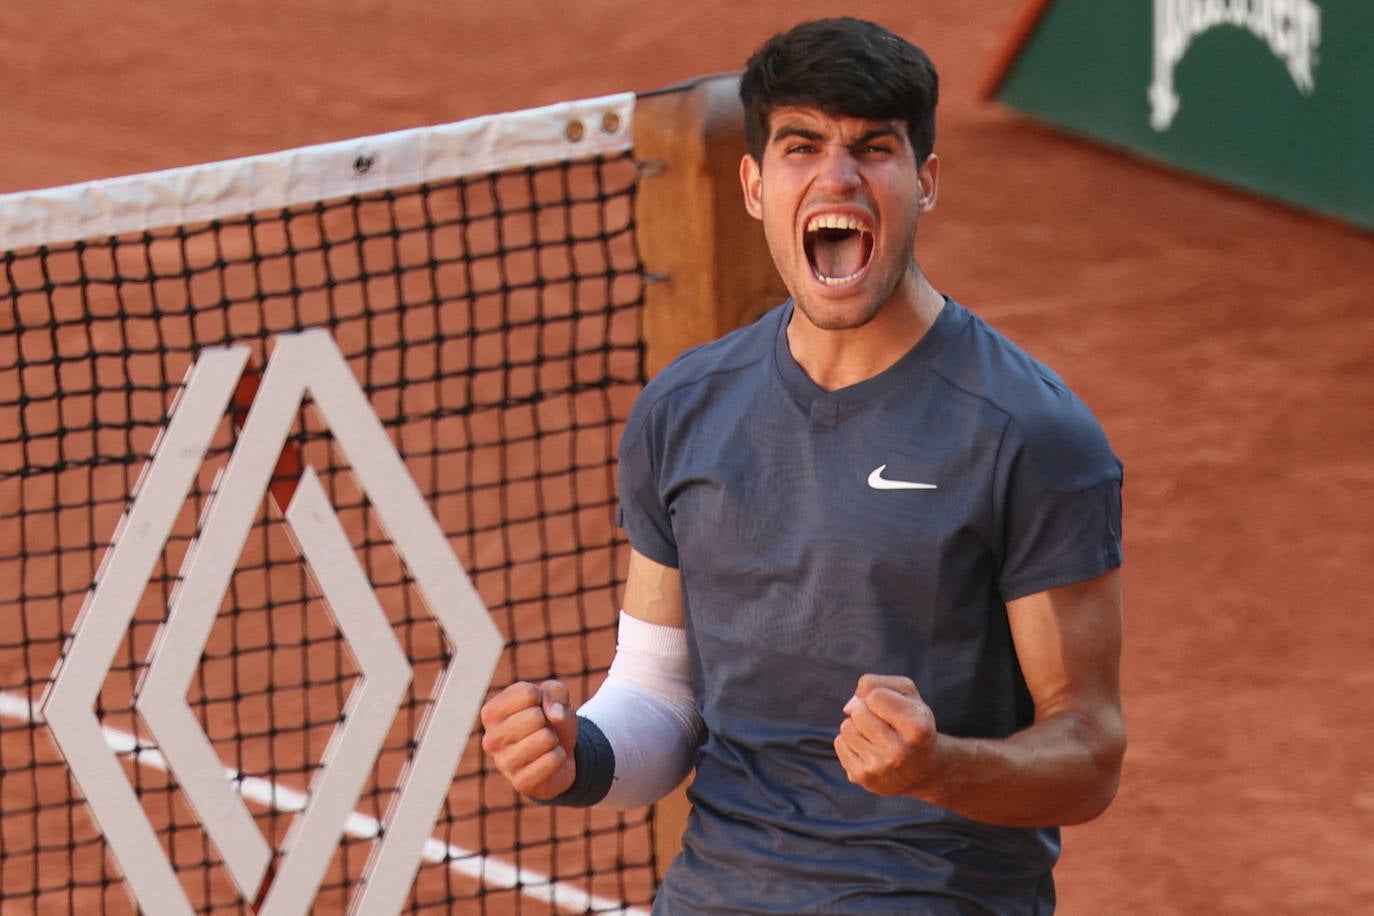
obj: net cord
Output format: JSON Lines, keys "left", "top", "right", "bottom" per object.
{"left": 0, "top": 92, "right": 635, "bottom": 251}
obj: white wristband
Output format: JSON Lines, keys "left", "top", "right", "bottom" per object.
{"left": 577, "top": 611, "right": 703, "bottom": 809}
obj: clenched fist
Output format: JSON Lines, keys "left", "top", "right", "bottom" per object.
{"left": 834, "top": 674, "right": 942, "bottom": 797}
{"left": 480, "top": 680, "right": 581, "bottom": 800}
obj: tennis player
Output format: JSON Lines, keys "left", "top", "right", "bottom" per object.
{"left": 481, "top": 17, "right": 1125, "bottom": 913}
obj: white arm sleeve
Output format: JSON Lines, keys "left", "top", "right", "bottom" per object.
{"left": 577, "top": 611, "right": 704, "bottom": 810}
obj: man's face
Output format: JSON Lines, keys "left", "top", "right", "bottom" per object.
{"left": 740, "top": 105, "right": 938, "bottom": 332}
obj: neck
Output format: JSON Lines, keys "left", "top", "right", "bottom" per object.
{"left": 787, "top": 274, "right": 944, "bottom": 392}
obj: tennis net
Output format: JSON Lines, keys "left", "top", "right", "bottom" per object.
{"left": 0, "top": 90, "right": 669, "bottom": 914}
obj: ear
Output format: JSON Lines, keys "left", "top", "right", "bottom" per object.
{"left": 918, "top": 154, "right": 940, "bottom": 213}
{"left": 740, "top": 154, "right": 763, "bottom": 220}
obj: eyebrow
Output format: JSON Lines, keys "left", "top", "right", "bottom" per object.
{"left": 769, "top": 125, "right": 824, "bottom": 145}
{"left": 768, "top": 123, "right": 905, "bottom": 147}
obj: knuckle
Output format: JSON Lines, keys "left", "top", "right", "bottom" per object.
{"left": 511, "top": 681, "right": 542, "bottom": 704}
{"left": 480, "top": 730, "right": 502, "bottom": 754}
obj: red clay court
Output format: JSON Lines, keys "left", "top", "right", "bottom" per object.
{"left": 3, "top": 1, "right": 1373, "bottom": 913}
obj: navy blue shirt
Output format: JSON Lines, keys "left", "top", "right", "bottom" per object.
{"left": 617, "top": 299, "right": 1123, "bottom": 914}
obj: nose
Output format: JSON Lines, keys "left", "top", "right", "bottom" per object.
{"left": 814, "top": 147, "right": 862, "bottom": 194}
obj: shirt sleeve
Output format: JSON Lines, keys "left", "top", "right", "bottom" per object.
{"left": 995, "top": 402, "right": 1124, "bottom": 601}
{"left": 615, "top": 394, "right": 680, "bottom": 569}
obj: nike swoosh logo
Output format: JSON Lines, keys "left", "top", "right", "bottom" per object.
{"left": 867, "top": 465, "right": 938, "bottom": 491}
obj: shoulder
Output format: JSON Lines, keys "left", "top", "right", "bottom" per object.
{"left": 931, "top": 302, "right": 1120, "bottom": 488}
{"left": 626, "top": 303, "right": 783, "bottom": 435}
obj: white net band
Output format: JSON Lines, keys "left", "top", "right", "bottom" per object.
{"left": 0, "top": 92, "right": 635, "bottom": 251}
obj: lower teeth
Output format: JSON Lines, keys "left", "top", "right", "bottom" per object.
{"left": 816, "top": 269, "right": 862, "bottom": 286}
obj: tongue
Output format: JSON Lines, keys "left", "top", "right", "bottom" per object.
{"left": 812, "top": 231, "right": 866, "bottom": 280}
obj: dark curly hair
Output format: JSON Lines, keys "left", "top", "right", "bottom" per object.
{"left": 739, "top": 18, "right": 939, "bottom": 164}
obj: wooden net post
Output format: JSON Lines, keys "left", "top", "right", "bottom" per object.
{"left": 634, "top": 74, "right": 786, "bottom": 376}
{"left": 631, "top": 74, "right": 787, "bottom": 877}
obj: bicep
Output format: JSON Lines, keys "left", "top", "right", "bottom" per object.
{"left": 622, "top": 548, "right": 684, "bottom": 628}
{"left": 1006, "top": 569, "right": 1123, "bottom": 726}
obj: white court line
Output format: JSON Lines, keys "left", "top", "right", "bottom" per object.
{"left": 0, "top": 690, "right": 648, "bottom": 915}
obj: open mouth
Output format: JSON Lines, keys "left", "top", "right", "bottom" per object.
{"left": 804, "top": 214, "right": 874, "bottom": 286}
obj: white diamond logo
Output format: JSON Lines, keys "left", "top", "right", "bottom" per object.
{"left": 41, "top": 329, "right": 503, "bottom": 915}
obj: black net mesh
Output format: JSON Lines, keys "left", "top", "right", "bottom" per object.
{"left": 0, "top": 148, "right": 654, "bottom": 912}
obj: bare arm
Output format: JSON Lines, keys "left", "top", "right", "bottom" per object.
{"left": 621, "top": 548, "right": 685, "bottom": 627}
{"left": 834, "top": 568, "right": 1126, "bottom": 826}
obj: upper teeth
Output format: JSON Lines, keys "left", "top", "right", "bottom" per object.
{"left": 807, "top": 214, "right": 868, "bottom": 233}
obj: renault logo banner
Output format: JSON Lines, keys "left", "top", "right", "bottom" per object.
{"left": 41, "top": 330, "right": 502, "bottom": 915}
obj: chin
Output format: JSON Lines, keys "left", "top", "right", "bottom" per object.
{"left": 793, "top": 296, "right": 882, "bottom": 332}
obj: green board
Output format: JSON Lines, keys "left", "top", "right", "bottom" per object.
{"left": 992, "top": 1, "right": 1373, "bottom": 231}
